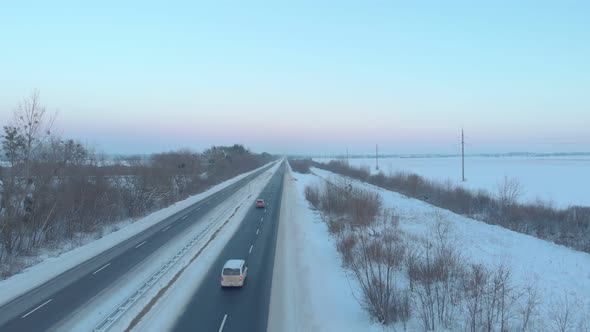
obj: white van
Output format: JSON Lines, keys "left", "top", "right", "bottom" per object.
{"left": 221, "top": 259, "right": 248, "bottom": 287}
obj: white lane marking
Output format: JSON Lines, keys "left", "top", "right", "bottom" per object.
{"left": 264, "top": 209, "right": 266, "bottom": 213}
{"left": 196, "top": 207, "right": 200, "bottom": 211}
{"left": 181, "top": 215, "right": 188, "bottom": 220}
{"left": 260, "top": 217, "right": 264, "bottom": 222}
{"left": 93, "top": 263, "right": 111, "bottom": 275}
{"left": 256, "top": 228, "right": 260, "bottom": 235}
{"left": 135, "top": 241, "right": 147, "bottom": 249}
{"left": 249, "top": 245, "right": 253, "bottom": 254}
{"left": 22, "top": 299, "right": 53, "bottom": 318}
{"left": 219, "top": 314, "right": 228, "bottom": 332}
{"left": 162, "top": 226, "right": 171, "bottom": 232}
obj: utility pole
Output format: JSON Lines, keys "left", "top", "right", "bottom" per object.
{"left": 346, "top": 148, "right": 349, "bottom": 165}
{"left": 462, "top": 128, "right": 465, "bottom": 182}
{"left": 376, "top": 144, "right": 379, "bottom": 170}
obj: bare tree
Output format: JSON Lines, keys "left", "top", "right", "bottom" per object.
{"left": 519, "top": 284, "right": 540, "bottom": 332}
{"left": 497, "top": 176, "right": 523, "bottom": 208}
{"left": 549, "top": 292, "right": 573, "bottom": 332}
{"left": 14, "top": 89, "right": 55, "bottom": 180}
{"left": 463, "top": 264, "right": 488, "bottom": 332}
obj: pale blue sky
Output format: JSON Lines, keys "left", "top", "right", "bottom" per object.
{"left": 1, "top": 1, "right": 589, "bottom": 155}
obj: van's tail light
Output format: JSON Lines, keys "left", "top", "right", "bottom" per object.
{"left": 239, "top": 276, "right": 243, "bottom": 281}
{"left": 221, "top": 276, "right": 224, "bottom": 281}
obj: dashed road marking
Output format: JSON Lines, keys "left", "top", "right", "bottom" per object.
{"left": 162, "top": 226, "right": 171, "bottom": 232}
{"left": 93, "top": 263, "right": 111, "bottom": 275}
{"left": 256, "top": 228, "right": 259, "bottom": 235}
{"left": 135, "top": 241, "right": 147, "bottom": 249}
{"left": 22, "top": 299, "right": 52, "bottom": 318}
{"left": 249, "top": 245, "right": 253, "bottom": 254}
{"left": 219, "top": 314, "right": 228, "bottom": 332}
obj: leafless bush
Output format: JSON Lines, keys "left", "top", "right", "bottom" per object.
{"left": 349, "top": 226, "right": 408, "bottom": 324}
{"left": 495, "top": 265, "right": 518, "bottom": 332}
{"left": 410, "top": 220, "right": 464, "bottom": 331}
{"left": 481, "top": 264, "right": 518, "bottom": 332}
{"left": 326, "top": 218, "right": 345, "bottom": 236}
{"left": 288, "top": 158, "right": 313, "bottom": 174}
{"left": 457, "top": 263, "right": 520, "bottom": 332}
{"left": 304, "top": 184, "right": 320, "bottom": 209}
{"left": 463, "top": 264, "right": 488, "bottom": 332}
{"left": 519, "top": 284, "right": 540, "bottom": 332}
{"left": 320, "top": 180, "right": 349, "bottom": 216}
{"left": 549, "top": 292, "right": 573, "bottom": 332}
{"left": 336, "top": 232, "right": 356, "bottom": 266}
{"left": 578, "top": 312, "right": 590, "bottom": 332}
{"left": 399, "top": 289, "right": 412, "bottom": 330}
{"left": 349, "top": 188, "right": 382, "bottom": 228}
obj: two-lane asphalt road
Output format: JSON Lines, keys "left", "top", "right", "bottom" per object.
{"left": 172, "top": 163, "right": 285, "bottom": 332}
{"left": 0, "top": 163, "right": 277, "bottom": 332}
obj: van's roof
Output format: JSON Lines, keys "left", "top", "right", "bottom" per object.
{"left": 256, "top": 198, "right": 264, "bottom": 202}
{"left": 223, "top": 259, "right": 245, "bottom": 269}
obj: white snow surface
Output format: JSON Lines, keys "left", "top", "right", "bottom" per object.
{"left": 314, "top": 156, "right": 590, "bottom": 208}
{"left": 268, "top": 165, "right": 382, "bottom": 332}
{"left": 0, "top": 162, "right": 275, "bottom": 307}
{"left": 272, "top": 164, "right": 590, "bottom": 331}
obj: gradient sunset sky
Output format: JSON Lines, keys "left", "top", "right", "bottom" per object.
{"left": 1, "top": 1, "right": 589, "bottom": 155}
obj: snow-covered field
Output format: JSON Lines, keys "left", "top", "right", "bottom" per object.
{"left": 276, "top": 164, "right": 590, "bottom": 331}
{"left": 314, "top": 156, "right": 590, "bottom": 208}
{"left": 0, "top": 162, "right": 275, "bottom": 308}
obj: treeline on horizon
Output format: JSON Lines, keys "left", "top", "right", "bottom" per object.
{"left": 0, "top": 91, "right": 275, "bottom": 277}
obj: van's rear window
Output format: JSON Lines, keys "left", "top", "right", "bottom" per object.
{"left": 223, "top": 268, "right": 241, "bottom": 275}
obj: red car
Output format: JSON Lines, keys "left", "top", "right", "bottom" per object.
{"left": 255, "top": 199, "right": 265, "bottom": 208}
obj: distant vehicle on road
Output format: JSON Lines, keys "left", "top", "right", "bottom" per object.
{"left": 255, "top": 199, "right": 265, "bottom": 208}
{"left": 221, "top": 259, "right": 248, "bottom": 287}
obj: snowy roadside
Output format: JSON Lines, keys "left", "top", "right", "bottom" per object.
{"left": 0, "top": 162, "right": 275, "bottom": 308}
{"left": 309, "top": 166, "right": 590, "bottom": 330}
{"left": 268, "top": 164, "right": 383, "bottom": 332}
{"left": 125, "top": 162, "right": 281, "bottom": 331}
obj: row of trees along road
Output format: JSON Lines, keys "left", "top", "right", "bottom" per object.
{"left": 0, "top": 91, "right": 274, "bottom": 277}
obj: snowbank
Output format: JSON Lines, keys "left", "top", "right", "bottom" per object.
{"left": 268, "top": 165, "right": 383, "bottom": 332}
